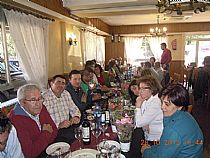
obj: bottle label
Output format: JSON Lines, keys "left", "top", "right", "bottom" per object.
{"left": 105, "top": 111, "right": 110, "bottom": 123}
{"left": 82, "top": 127, "right": 90, "bottom": 141}
{"left": 101, "top": 113, "right": 106, "bottom": 124}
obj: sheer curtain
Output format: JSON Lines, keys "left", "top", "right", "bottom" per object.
{"left": 147, "top": 36, "right": 167, "bottom": 61}
{"left": 81, "top": 30, "right": 105, "bottom": 64}
{"left": 123, "top": 37, "right": 143, "bottom": 64}
{"left": 96, "top": 36, "right": 105, "bottom": 66}
{"left": 4, "top": 9, "right": 49, "bottom": 90}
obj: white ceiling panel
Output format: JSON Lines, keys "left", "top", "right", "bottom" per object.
{"left": 62, "top": 0, "right": 210, "bottom": 25}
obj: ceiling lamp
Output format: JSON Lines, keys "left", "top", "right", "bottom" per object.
{"left": 150, "top": 15, "right": 167, "bottom": 36}
{"left": 156, "top": 0, "right": 209, "bottom": 15}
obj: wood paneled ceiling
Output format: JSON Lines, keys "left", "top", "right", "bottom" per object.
{"left": 62, "top": 0, "right": 210, "bottom": 26}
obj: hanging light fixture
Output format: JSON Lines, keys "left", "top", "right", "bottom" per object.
{"left": 150, "top": 15, "right": 167, "bottom": 36}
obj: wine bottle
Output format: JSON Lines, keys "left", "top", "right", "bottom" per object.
{"left": 94, "top": 103, "right": 101, "bottom": 129}
{"left": 82, "top": 114, "right": 91, "bottom": 145}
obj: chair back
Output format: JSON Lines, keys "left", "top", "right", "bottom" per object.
{"left": 187, "top": 105, "right": 193, "bottom": 113}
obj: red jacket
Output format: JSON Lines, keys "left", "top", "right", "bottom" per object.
{"left": 9, "top": 104, "right": 58, "bottom": 158}
{"left": 161, "top": 48, "right": 172, "bottom": 65}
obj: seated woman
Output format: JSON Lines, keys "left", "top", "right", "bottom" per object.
{"left": 95, "top": 64, "right": 111, "bottom": 90}
{"left": 95, "top": 64, "right": 106, "bottom": 86}
{"left": 135, "top": 76, "right": 163, "bottom": 145}
{"left": 142, "top": 84, "right": 204, "bottom": 158}
{"left": 128, "top": 79, "right": 145, "bottom": 158}
{"left": 128, "top": 79, "right": 139, "bottom": 105}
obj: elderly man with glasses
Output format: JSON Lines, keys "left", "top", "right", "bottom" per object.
{"left": 8, "top": 84, "right": 58, "bottom": 158}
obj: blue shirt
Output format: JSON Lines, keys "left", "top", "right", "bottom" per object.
{"left": 0, "top": 126, "right": 24, "bottom": 158}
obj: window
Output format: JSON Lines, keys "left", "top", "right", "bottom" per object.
{"left": 124, "top": 36, "right": 166, "bottom": 66}
{"left": 185, "top": 35, "right": 210, "bottom": 66}
{"left": 0, "top": 14, "right": 24, "bottom": 103}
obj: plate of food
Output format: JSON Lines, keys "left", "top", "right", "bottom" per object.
{"left": 71, "top": 149, "right": 99, "bottom": 158}
{"left": 98, "top": 140, "right": 120, "bottom": 150}
{"left": 46, "top": 142, "right": 70, "bottom": 156}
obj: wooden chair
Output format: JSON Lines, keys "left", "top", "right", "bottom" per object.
{"left": 171, "top": 73, "right": 181, "bottom": 84}
{"left": 187, "top": 105, "right": 193, "bottom": 113}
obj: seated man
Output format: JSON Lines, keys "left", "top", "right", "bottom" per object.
{"left": 42, "top": 75, "right": 81, "bottom": 144}
{"left": 8, "top": 84, "right": 58, "bottom": 158}
{"left": 66, "top": 70, "right": 91, "bottom": 115}
{"left": 81, "top": 68, "right": 101, "bottom": 103}
{"left": 0, "top": 111, "right": 24, "bottom": 158}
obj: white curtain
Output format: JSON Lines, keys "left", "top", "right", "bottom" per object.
{"left": 147, "top": 36, "right": 167, "bottom": 61}
{"left": 4, "top": 9, "right": 49, "bottom": 90}
{"left": 81, "top": 30, "right": 105, "bottom": 64}
{"left": 123, "top": 37, "right": 143, "bottom": 64}
{"left": 96, "top": 36, "right": 105, "bottom": 66}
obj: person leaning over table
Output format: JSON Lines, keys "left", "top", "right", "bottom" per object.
{"left": 0, "top": 111, "right": 24, "bottom": 158}
{"left": 42, "top": 74, "right": 81, "bottom": 144}
{"left": 8, "top": 84, "right": 58, "bottom": 158}
{"left": 141, "top": 84, "right": 204, "bottom": 158}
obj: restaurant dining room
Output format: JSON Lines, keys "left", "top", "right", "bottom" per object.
{"left": 0, "top": 0, "right": 210, "bottom": 158}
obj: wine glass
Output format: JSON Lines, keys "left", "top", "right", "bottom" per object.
{"left": 74, "top": 127, "right": 83, "bottom": 149}
{"left": 100, "top": 123, "right": 108, "bottom": 140}
{"left": 92, "top": 128, "right": 101, "bottom": 150}
{"left": 89, "top": 80, "right": 95, "bottom": 95}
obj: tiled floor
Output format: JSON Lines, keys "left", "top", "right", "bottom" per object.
{"left": 192, "top": 99, "right": 210, "bottom": 158}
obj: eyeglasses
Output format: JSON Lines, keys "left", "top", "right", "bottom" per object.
{"left": 25, "top": 97, "right": 43, "bottom": 104}
{"left": 139, "top": 87, "right": 150, "bottom": 91}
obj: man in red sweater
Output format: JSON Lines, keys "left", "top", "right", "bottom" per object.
{"left": 160, "top": 43, "right": 172, "bottom": 85}
{"left": 8, "top": 84, "right": 58, "bottom": 158}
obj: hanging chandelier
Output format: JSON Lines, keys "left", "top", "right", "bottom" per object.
{"left": 156, "top": 0, "right": 209, "bottom": 15}
{"left": 149, "top": 15, "right": 167, "bottom": 36}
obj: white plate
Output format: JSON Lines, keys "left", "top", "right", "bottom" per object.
{"left": 71, "top": 149, "right": 99, "bottom": 158}
{"left": 98, "top": 140, "right": 121, "bottom": 150}
{"left": 120, "top": 154, "right": 126, "bottom": 158}
{"left": 46, "top": 142, "right": 70, "bottom": 156}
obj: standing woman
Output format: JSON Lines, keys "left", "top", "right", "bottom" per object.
{"left": 142, "top": 84, "right": 204, "bottom": 158}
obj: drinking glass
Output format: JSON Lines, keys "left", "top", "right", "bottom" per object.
{"left": 89, "top": 80, "right": 95, "bottom": 95}
{"left": 74, "top": 127, "right": 83, "bottom": 149}
{"left": 92, "top": 128, "right": 101, "bottom": 150}
{"left": 100, "top": 123, "right": 108, "bottom": 140}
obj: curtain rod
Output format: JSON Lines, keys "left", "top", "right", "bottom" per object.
{"left": 0, "top": 2, "right": 54, "bottom": 21}
{"left": 81, "top": 28, "right": 108, "bottom": 37}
